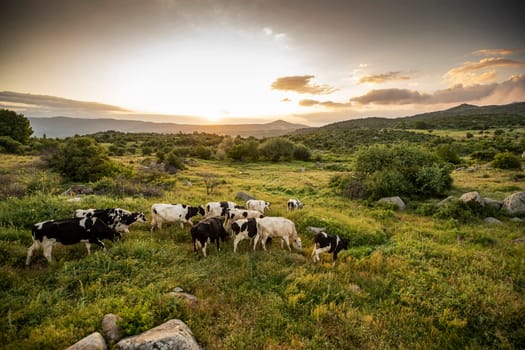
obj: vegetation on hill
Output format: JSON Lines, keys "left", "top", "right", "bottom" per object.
{"left": 0, "top": 107, "right": 524, "bottom": 348}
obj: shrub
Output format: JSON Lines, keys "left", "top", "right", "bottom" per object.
{"left": 258, "top": 138, "right": 294, "bottom": 161}
{"left": 491, "top": 152, "right": 522, "bottom": 170}
{"left": 164, "top": 151, "right": 185, "bottom": 173}
{"left": 48, "top": 137, "right": 117, "bottom": 182}
{"left": 293, "top": 143, "right": 312, "bottom": 161}
{"left": 436, "top": 144, "right": 461, "bottom": 164}
{"left": 0, "top": 109, "right": 33, "bottom": 144}
{"left": 353, "top": 144, "right": 452, "bottom": 200}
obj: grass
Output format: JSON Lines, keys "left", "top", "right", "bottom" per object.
{"left": 0, "top": 154, "right": 524, "bottom": 349}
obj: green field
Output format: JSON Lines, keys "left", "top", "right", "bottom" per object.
{"left": 1, "top": 150, "right": 524, "bottom": 350}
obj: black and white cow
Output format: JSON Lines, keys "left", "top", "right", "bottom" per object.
{"left": 26, "top": 217, "right": 119, "bottom": 265}
{"left": 204, "top": 201, "right": 242, "bottom": 217}
{"left": 74, "top": 208, "right": 147, "bottom": 234}
{"left": 311, "top": 232, "right": 349, "bottom": 264}
{"left": 223, "top": 208, "right": 264, "bottom": 234}
{"left": 231, "top": 218, "right": 259, "bottom": 253}
{"left": 287, "top": 199, "right": 303, "bottom": 211}
{"left": 190, "top": 217, "right": 229, "bottom": 257}
{"left": 150, "top": 203, "right": 205, "bottom": 231}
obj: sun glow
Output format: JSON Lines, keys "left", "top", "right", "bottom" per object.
{"left": 108, "top": 28, "right": 302, "bottom": 122}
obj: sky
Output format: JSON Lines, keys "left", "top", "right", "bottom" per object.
{"left": 1, "top": 0, "right": 524, "bottom": 126}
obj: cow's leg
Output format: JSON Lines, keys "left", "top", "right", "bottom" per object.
{"left": 42, "top": 238, "right": 55, "bottom": 263}
{"left": 25, "top": 240, "right": 40, "bottom": 266}
{"left": 261, "top": 236, "right": 268, "bottom": 252}
{"left": 84, "top": 242, "right": 92, "bottom": 255}
{"left": 282, "top": 236, "right": 291, "bottom": 252}
{"left": 233, "top": 235, "right": 242, "bottom": 253}
{"left": 194, "top": 239, "right": 201, "bottom": 256}
{"left": 202, "top": 240, "right": 208, "bottom": 257}
{"left": 253, "top": 234, "right": 259, "bottom": 251}
{"left": 180, "top": 221, "right": 184, "bottom": 229}
{"left": 314, "top": 245, "right": 331, "bottom": 263}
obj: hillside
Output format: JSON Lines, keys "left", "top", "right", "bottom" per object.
{"left": 295, "top": 102, "right": 525, "bottom": 133}
{"left": 29, "top": 117, "right": 308, "bottom": 138}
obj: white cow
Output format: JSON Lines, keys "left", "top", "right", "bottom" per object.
{"left": 246, "top": 199, "right": 270, "bottom": 214}
{"left": 256, "top": 217, "right": 302, "bottom": 252}
{"left": 150, "top": 203, "right": 205, "bottom": 231}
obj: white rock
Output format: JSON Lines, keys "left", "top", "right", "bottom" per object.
{"left": 502, "top": 192, "right": 525, "bottom": 215}
{"left": 378, "top": 196, "right": 406, "bottom": 210}
{"left": 66, "top": 332, "right": 107, "bottom": 350}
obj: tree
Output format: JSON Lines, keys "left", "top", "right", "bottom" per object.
{"left": 0, "top": 109, "right": 33, "bottom": 144}
{"left": 49, "top": 137, "right": 116, "bottom": 182}
{"left": 258, "top": 138, "right": 294, "bottom": 161}
{"left": 492, "top": 152, "right": 522, "bottom": 170}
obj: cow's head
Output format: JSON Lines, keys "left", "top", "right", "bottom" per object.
{"left": 198, "top": 205, "right": 205, "bottom": 216}
{"left": 340, "top": 238, "right": 350, "bottom": 251}
{"left": 292, "top": 237, "right": 302, "bottom": 251}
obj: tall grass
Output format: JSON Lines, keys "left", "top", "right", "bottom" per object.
{"left": 0, "top": 155, "right": 524, "bottom": 349}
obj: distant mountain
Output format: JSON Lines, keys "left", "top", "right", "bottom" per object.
{"left": 294, "top": 102, "right": 525, "bottom": 133}
{"left": 29, "top": 117, "right": 308, "bottom": 138}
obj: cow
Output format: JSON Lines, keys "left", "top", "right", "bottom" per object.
{"left": 311, "top": 232, "right": 349, "bottom": 264}
{"left": 231, "top": 218, "right": 259, "bottom": 253}
{"left": 204, "top": 201, "right": 241, "bottom": 218}
{"left": 246, "top": 199, "right": 270, "bottom": 214}
{"left": 256, "top": 217, "right": 302, "bottom": 252}
{"left": 26, "top": 216, "right": 119, "bottom": 265}
{"left": 150, "top": 203, "right": 205, "bottom": 231}
{"left": 190, "top": 217, "right": 229, "bottom": 257}
{"left": 223, "top": 208, "right": 264, "bottom": 234}
{"left": 74, "top": 208, "right": 147, "bottom": 234}
{"left": 287, "top": 199, "right": 303, "bottom": 211}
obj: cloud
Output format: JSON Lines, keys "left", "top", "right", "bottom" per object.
{"left": 351, "top": 75, "right": 525, "bottom": 105}
{"left": 271, "top": 75, "right": 337, "bottom": 95}
{"left": 299, "top": 99, "right": 351, "bottom": 109}
{"left": 446, "top": 57, "right": 525, "bottom": 76}
{"left": 473, "top": 48, "right": 524, "bottom": 56}
{"left": 0, "top": 91, "right": 129, "bottom": 113}
{"left": 358, "top": 71, "right": 412, "bottom": 84}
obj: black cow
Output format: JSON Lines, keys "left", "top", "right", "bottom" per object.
{"left": 26, "top": 217, "right": 119, "bottom": 265}
{"left": 75, "top": 208, "right": 147, "bottom": 234}
{"left": 311, "top": 232, "right": 349, "bottom": 264}
{"left": 190, "top": 217, "right": 228, "bottom": 257}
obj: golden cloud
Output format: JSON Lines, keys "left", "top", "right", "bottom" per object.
{"left": 350, "top": 75, "right": 525, "bottom": 105}
{"left": 299, "top": 99, "right": 351, "bottom": 108}
{"left": 473, "top": 48, "right": 524, "bottom": 56}
{"left": 271, "top": 75, "right": 337, "bottom": 94}
{"left": 358, "top": 71, "right": 412, "bottom": 84}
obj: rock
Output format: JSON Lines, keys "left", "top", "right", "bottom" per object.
{"left": 511, "top": 238, "right": 525, "bottom": 244}
{"left": 510, "top": 217, "right": 523, "bottom": 222}
{"left": 459, "top": 191, "right": 484, "bottom": 207}
{"left": 66, "top": 332, "right": 107, "bottom": 350}
{"left": 484, "top": 217, "right": 503, "bottom": 225}
{"left": 436, "top": 196, "right": 455, "bottom": 208}
{"left": 235, "top": 191, "right": 255, "bottom": 201}
{"left": 102, "top": 313, "right": 123, "bottom": 345}
{"left": 62, "top": 184, "right": 94, "bottom": 196}
{"left": 116, "top": 319, "right": 200, "bottom": 350}
{"left": 483, "top": 197, "right": 503, "bottom": 210}
{"left": 165, "top": 291, "right": 198, "bottom": 308}
{"left": 502, "top": 192, "right": 525, "bottom": 215}
{"left": 173, "top": 287, "right": 184, "bottom": 293}
{"left": 378, "top": 196, "right": 406, "bottom": 210}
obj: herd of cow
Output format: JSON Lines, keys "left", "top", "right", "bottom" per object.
{"left": 25, "top": 198, "right": 349, "bottom": 266}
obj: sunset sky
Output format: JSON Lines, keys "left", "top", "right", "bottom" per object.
{"left": 1, "top": 0, "right": 524, "bottom": 126}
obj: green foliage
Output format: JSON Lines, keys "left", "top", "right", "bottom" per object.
{"left": 164, "top": 151, "right": 185, "bottom": 173}
{"left": 258, "top": 138, "right": 295, "bottom": 161}
{"left": 228, "top": 140, "right": 259, "bottom": 161}
{"left": 0, "top": 136, "right": 24, "bottom": 154}
{"left": 353, "top": 144, "right": 452, "bottom": 200}
{"left": 491, "top": 152, "right": 522, "bottom": 170}
{"left": 436, "top": 144, "right": 461, "bottom": 164}
{"left": 49, "top": 137, "right": 117, "bottom": 182}
{"left": 0, "top": 109, "right": 33, "bottom": 145}
{"left": 293, "top": 143, "right": 312, "bottom": 161}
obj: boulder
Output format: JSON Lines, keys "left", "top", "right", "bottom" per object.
{"left": 66, "top": 332, "right": 107, "bottom": 350}
{"left": 116, "top": 319, "right": 200, "bottom": 350}
{"left": 483, "top": 197, "right": 503, "bottom": 210}
{"left": 459, "top": 191, "right": 484, "bottom": 207}
{"left": 378, "top": 196, "right": 406, "bottom": 211}
{"left": 502, "top": 192, "right": 525, "bottom": 215}
{"left": 102, "top": 313, "right": 123, "bottom": 345}
{"left": 62, "top": 184, "right": 94, "bottom": 196}
{"left": 436, "top": 196, "right": 455, "bottom": 208}
{"left": 235, "top": 191, "right": 255, "bottom": 201}
{"left": 165, "top": 288, "right": 198, "bottom": 308}
{"left": 484, "top": 217, "right": 503, "bottom": 225}
{"left": 306, "top": 226, "right": 326, "bottom": 235}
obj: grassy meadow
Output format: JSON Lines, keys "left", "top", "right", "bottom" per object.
{"left": 0, "top": 151, "right": 524, "bottom": 349}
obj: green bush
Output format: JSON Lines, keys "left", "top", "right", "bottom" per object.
{"left": 0, "top": 109, "right": 33, "bottom": 144}
{"left": 352, "top": 144, "right": 453, "bottom": 200}
{"left": 0, "top": 136, "right": 24, "bottom": 154}
{"left": 491, "top": 152, "right": 522, "bottom": 170}
{"left": 49, "top": 137, "right": 117, "bottom": 182}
